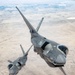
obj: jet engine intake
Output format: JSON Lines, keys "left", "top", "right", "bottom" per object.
{"left": 58, "top": 45, "right": 68, "bottom": 55}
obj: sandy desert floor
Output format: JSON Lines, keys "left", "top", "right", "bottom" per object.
{"left": 0, "top": 10, "right": 75, "bottom": 75}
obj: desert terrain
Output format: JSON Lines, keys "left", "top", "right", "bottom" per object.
{"left": 0, "top": 4, "right": 75, "bottom": 75}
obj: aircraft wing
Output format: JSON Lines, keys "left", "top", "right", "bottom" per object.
{"left": 16, "top": 6, "right": 44, "bottom": 54}
{"left": 16, "top": 6, "right": 37, "bottom": 33}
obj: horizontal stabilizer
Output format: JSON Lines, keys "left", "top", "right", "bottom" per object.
{"left": 8, "top": 60, "right": 13, "bottom": 63}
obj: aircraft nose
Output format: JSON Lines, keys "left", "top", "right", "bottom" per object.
{"left": 55, "top": 55, "right": 66, "bottom": 64}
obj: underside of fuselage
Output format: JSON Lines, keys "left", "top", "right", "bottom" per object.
{"left": 34, "top": 48, "right": 64, "bottom": 67}
{"left": 45, "top": 59, "right": 64, "bottom": 67}
{"left": 34, "top": 44, "right": 66, "bottom": 67}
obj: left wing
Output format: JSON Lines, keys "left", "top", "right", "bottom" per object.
{"left": 16, "top": 6, "right": 44, "bottom": 53}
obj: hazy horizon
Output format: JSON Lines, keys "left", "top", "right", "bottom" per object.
{"left": 0, "top": 0, "right": 75, "bottom": 5}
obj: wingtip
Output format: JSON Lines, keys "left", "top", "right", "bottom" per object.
{"left": 42, "top": 17, "right": 44, "bottom": 20}
{"left": 16, "top": 6, "right": 18, "bottom": 8}
{"left": 20, "top": 44, "right": 21, "bottom": 46}
{"left": 16, "top": 6, "right": 19, "bottom": 10}
{"left": 20, "top": 44, "right": 22, "bottom": 48}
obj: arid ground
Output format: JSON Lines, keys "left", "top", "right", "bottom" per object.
{"left": 0, "top": 7, "right": 75, "bottom": 75}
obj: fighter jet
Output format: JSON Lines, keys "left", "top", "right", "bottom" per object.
{"left": 16, "top": 7, "right": 69, "bottom": 67}
{"left": 8, "top": 44, "right": 32, "bottom": 75}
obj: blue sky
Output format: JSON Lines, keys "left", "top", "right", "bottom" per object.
{"left": 0, "top": 0, "right": 75, "bottom": 12}
{"left": 0, "top": 0, "right": 51, "bottom": 5}
{"left": 0, "top": 0, "right": 74, "bottom": 5}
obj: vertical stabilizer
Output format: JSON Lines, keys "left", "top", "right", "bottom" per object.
{"left": 25, "top": 45, "right": 33, "bottom": 55}
{"left": 36, "top": 17, "right": 44, "bottom": 32}
{"left": 20, "top": 44, "right": 25, "bottom": 55}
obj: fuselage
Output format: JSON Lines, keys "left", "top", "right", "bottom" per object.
{"left": 31, "top": 33, "right": 68, "bottom": 67}
{"left": 8, "top": 55, "right": 27, "bottom": 75}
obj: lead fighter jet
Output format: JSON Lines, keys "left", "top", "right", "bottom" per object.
{"left": 16, "top": 7, "right": 68, "bottom": 67}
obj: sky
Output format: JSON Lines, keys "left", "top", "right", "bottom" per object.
{"left": 0, "top": 0, "right": 74, "bottom": 5}
{"left": 0, "top": 0, "right": 51, "bottom": 5}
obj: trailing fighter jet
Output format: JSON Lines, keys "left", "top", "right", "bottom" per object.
{"left": 16, "top": 7, "right": 69, "bottom": 67}
{"left": 8, "top": 44, "right": 32, "bottom": 75}
{"left": 8, "top": 15, "right": 44, "bottom": 75}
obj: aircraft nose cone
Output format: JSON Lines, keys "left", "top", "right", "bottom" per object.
{"left": 55, "top": 55, "right": 66, "bottom": 65}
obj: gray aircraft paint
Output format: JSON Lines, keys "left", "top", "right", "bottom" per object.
{"left": 8, "top": 45, "right": 28, "bottom": 75}
{"left": 8, "top": 13, "right": 44, "bottom": 75}
{"left": 16, "top": 6, "right": 68, "bottom": 67}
